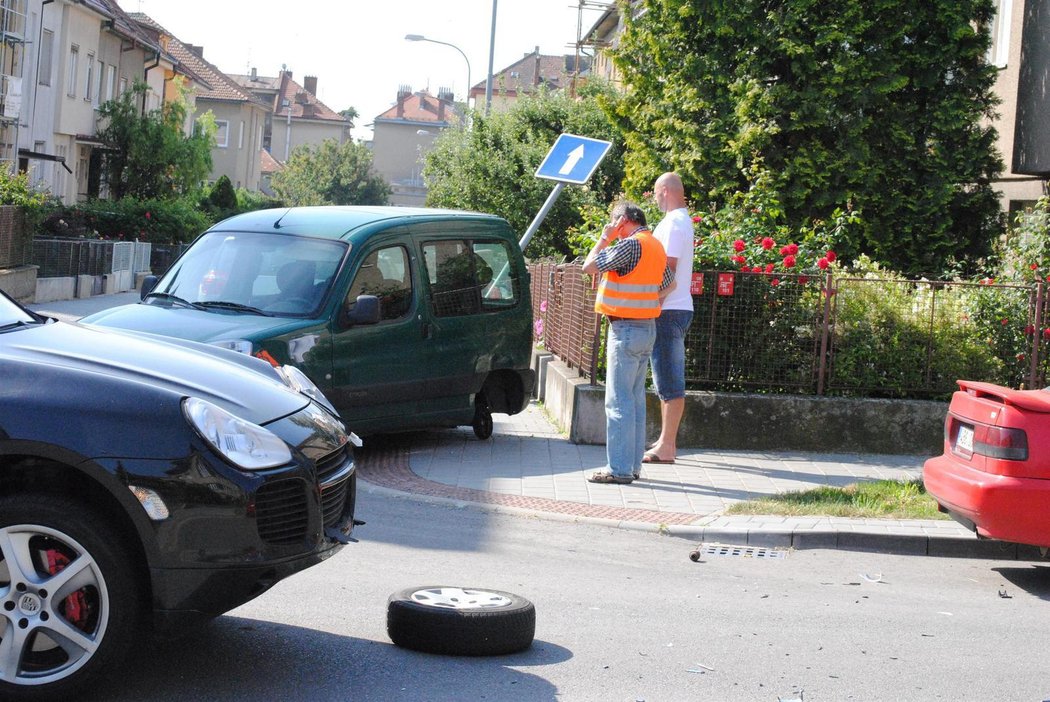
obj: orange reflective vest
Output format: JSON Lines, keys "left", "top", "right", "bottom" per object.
{"left": 594, "top": 229, "right": 667, "bottom": 319}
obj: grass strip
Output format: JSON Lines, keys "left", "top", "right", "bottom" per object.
{"left": 725, "top": 478, "right": 948, "bottom": 520}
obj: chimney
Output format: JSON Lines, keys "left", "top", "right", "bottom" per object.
{"left": 396, "top": 84, "right": 412, "bottom": 118}
{"left": 304, "top": 75, "right": 317, "bottom": 95}
{"left": 535, "top": 47, "right": 541, "bottom": 85}
{"left": 250, "top": 67, "right": 257, "bottom": 80}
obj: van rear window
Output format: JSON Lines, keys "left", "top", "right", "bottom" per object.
{"left": 422, "top": 240, "right": 519, "bottom": 317}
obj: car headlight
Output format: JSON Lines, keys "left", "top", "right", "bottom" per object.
{"left": 211, "top": 339, "right": 253, "bottom": 354}
{"left": 278, "top": 364, "right": 337, "bottom": 415}
{"left": 183, "top": 397, "right": 292, "bottom": 470}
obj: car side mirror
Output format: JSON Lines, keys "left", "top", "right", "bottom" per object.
{"left": 140, "top": 275, "right": 158, "bottom": 300}
{"left": 342, "top": 294, "right": 381, "bottom": 328}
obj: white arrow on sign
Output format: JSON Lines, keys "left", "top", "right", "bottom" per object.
{"left": 558, "top": 145, "right": 585, "bottom": 175}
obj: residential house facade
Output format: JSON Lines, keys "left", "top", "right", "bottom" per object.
{"left": 370, "top": 86, "right": 458, "bottom": 207}
{"left": 230, "top": 69, "right": 350, "bottom": 163}
{"left": 987, "top": 0, "right": 1048, "bottom": 221}
{"left": 468, "top": 47, "right": 587, "bottom": 112}
{"left": 132, "top": 14, "right": 267, "bottom": 192}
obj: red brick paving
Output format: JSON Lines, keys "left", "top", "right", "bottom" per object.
{"left": 357, "top": 445, "right": 701, "bottom": 526}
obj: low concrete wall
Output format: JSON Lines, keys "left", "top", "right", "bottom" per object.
{"left": 0, "top": 265, "right": 38, "bottom": 303}
{"left": 538, "top": 355, "right": 946, "bottom": 455}
{"left": 33, "top": 276, "right": 76, "bottom": 304}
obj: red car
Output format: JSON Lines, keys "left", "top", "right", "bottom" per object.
{"left": 924, "top": 379, "right": 1050, "bottom": 547}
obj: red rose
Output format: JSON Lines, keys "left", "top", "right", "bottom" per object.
{"left": 761, "top": 237, "right": 775, "bottom": 250}
{"left": 799, "top": 275, "right": 809, "bottom": 285}
{"left": 752, "top": 266, "right": 763, "bottom": 273}
{"left": 765, "top": 263, "right": 775, "bottom": 274}
{"left": 1044, "top": 328, "right": 1050, "bottom": 340}
{"left": 692, "top": 215, "right": 702, "bottom": 223}
{"left": 733, "top": 239, "right": 746, "bottom": 252}
{"left": 771, "top": 278, "right": 780, "bottom": 286}
{"left": 783, "top": 255, "right": 796, "bottom": 268}
{"left": 145, "top": 211, "right": 151, "bottom": 220}
{"left": 1001, "top": 318, "right": 1009, "bottom": 325}
{"left": 731, "top": 255, "right": 746, "bottom": 264}
{"left": 1017, "top": 353, "right": 1026, "bottom": 361}
{"left": 1031, "top": 263, "right": 1039, "bottom": 270}
{"left": 817, "top": 257, "right": 829, "bottom": 270}
{"left": 1026, "top": 325, "right": 1036, "bottom": 335}
{"left": 786, "top": 243, "right": 799, "bottom": 255}
{"left": 826, "top": 250, "right": 837, "bottom": 262}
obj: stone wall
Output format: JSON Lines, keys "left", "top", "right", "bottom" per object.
{"left": 537, "top": 354, "right": 946, "bottom": 456}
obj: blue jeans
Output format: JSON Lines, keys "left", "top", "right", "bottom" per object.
{"left": 652, "top": 309, "right": 693, "bottom": 401}
{"left": 605, "top": 318, "right": 656, "bottom": 478}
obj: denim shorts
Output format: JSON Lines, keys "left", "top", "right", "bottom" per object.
{"left": 651, "top": 309, "right": 693, "bottom": 401}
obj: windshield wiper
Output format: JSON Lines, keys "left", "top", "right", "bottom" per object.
{"left": 143, "top": 292, "right": 204, "bottom": 310}
{"left": 0, "top": 319, "right": 41, "bottom": 332}
{"left": 195, "top": 301, "right": 273, "bottom": 316}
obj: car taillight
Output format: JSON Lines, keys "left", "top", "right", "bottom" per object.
{"left": 973, "top": 424, "right": 1028, "bottom": 460}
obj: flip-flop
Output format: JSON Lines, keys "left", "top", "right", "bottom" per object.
{"left": 642, "top": 451, "right": 675, "bottom": 464}
{"left": 587, "top": 470, "right": 634, "bottom": 484}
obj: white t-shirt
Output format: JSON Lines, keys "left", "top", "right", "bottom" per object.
{"left": 653, "top": 207, "right": 694, "bottom": 311}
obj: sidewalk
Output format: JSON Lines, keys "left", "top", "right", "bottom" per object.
{"left": 356, "top": 403, "right": 1028, "bottom": 559}
{"left": 27, "top": 293, "right": 1025, "bottom": 559}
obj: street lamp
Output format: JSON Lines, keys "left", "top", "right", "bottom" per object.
{"left": 404, "top": 34, "right": 471, "bottom": 108}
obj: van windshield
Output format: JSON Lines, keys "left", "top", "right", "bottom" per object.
{"left": 152, "top": 231, "right": 348, "bottom": 317}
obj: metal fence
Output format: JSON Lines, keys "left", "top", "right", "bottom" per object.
{"left": 530, "top": 263, "right": 1050, "bottom": 399}
{"left": 32, "top": 238, "right": 152, "bottom": 278}
{"left": 0, "top": 205, "right": 27, "bottom": 268}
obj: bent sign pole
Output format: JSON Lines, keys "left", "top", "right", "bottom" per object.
{"left": 518, "top": 133, "right": 613, "bottom": 252}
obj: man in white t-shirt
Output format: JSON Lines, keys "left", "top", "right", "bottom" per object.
{"left": 645, "top": 172, "right": 694, "bottom": 466}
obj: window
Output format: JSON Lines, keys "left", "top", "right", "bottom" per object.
{"left": 84, "top": 52, "right": 93, "bottom": 101}
{"left": 38, "top": 29, "right": 52, "bottom": 86}
{"left": 347, "top": 246, "right": 413, "bottom": 321}
{"left": 119, "top": 76, "right": 127, "bottom": 95}
{"left": 214, "top": 119, "right": 229, "bottom": 147}
{"left": 95, "top": 59, "right": 104, "bottom": 105}
{"left": 238, "top": 120, "right": 244, "bottom": 149}
{"left": 67, "top": 44, "right": 78, "bottom": 96}
{"left": 105, "top": 65, "right": 115, "bottom": 102}
{"left": 988, "top": 0, "right": 1013, "bottom": 68}
{"left": 422, "top": 239, "right": 517, "bottom": 317}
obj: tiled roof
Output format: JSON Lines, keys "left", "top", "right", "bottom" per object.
{"left": 229, "top": 71, "right": 348, "bottom": 124}
{"left": 260, "top": 149, "right": 283, "bottom": 174}
{"left": 469, "top": 50, "right": 581, "bottom": 97}
{"left": 129, "top": 13, "right": 265, "bottom": 106}
{"left": 374, "top": 90, "right": 459, "bottom": 125}
{"left": 89, "top": 0, "right": 161, "bottom": 52}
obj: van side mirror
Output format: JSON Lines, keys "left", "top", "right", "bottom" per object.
{"left": 342, "top": 294, "right": 381, "bottom": 328}
{"left": 140, "top": 275, "right": 158, "bottom": 300}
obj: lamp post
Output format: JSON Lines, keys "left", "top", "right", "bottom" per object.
{"left": 404, "top": 34, "right": 471, "bottom": 108}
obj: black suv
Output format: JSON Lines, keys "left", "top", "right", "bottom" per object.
{"left": 0, "top": 289, "right": 358, "bottom": 699}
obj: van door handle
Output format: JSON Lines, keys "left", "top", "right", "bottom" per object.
{"left": 421, "top": 321, "right": 432, "bottom": 339}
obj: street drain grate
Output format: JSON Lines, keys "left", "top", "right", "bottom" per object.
{"left": 690, "top": 543, "right": 788, "bottom": 561}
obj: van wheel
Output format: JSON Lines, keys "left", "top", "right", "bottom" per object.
{"left": 387, "top": 586, "right": 535, "bottom": 656}
{"left": 472, "top": 397, "right": 493, "bottom": 440}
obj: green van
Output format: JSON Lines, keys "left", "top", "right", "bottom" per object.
{"left": 82, "top": 206, "right": 536, "bottom": 437}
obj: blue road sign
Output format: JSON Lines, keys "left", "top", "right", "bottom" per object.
{"left": 534, "top": 133, "right": 613, "bottom": 185}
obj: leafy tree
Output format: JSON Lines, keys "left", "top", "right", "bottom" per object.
{"left": 271, "top": 139, "right": 390, "bottom": 206}
{"left": 611, "top": 0, "right": 1004, "bottom": 277}
{"left": 339, "top": 107, "right": 359, "bottom": 124}
{"left": 423, "top": 83, "right": 626, "bottom": 259}
{"left": 95, "top": 81, "right": 213, "bottom": 200}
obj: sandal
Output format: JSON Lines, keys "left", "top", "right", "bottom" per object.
{"left": 642, "top": 451, "right": 676, "bottom": 464}
{"left": 588, "top": 470, "right": 634, "bottom": 485}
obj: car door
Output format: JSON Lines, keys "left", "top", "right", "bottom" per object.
{"left": 326, "top": 234, "right": 429, "bottom": 430}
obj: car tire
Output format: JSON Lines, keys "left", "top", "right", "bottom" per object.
{"left": 0, "top": 493, "right": 144, "bottom": 701}
{"left": 472, "top": 397, "right": 493, "bottom": 440}
{"left": 387, "top": 586, "right": 535, "bottom": 656}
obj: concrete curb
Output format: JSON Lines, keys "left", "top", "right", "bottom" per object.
{"left": 361, "top": 479, "right": 1040, "bottom": 560}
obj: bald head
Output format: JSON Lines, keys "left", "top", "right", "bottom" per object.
{"left": 654, "top": 172, "right": 686, "bottom": 212}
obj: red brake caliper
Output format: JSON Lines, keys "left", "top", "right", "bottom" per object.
{"left": 45, "top": 550, "right": 89, "bottom": 629}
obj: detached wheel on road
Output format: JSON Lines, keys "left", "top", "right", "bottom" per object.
{"left": 0, "top": 494, "right": 143, "bottom": 701}
{"left": 387, "top": 586, "right": 535, "bottom": 656}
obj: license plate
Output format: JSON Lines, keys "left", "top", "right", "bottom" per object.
{"left": 955, "top": 424, "right": 974, "bottom": 455}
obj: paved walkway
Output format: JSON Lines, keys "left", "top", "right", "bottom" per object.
{"left": 355, "top": 403, "right": 1020, "bottom": 558}
{"left": 27, "top": 293, "right": 1032, "bottom": 559}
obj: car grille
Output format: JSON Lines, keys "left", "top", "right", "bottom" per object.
{"left": 318, "top": 445, "right": 353, "bottom": 529}
{"left": 255, "top": 479, "right": 309, "bottom": 545}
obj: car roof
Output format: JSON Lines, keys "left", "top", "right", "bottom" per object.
{"left": 208, "top": 206, "right": 508, "bottom": 241}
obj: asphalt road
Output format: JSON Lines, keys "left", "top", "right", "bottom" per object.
{"left": 82, "top": 487, "right": 1050, "bottom": 702}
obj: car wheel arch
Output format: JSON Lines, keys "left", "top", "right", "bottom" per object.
{"left": 479, "top": 369, "right": 526, "bottom": 415}
{"left": 0, "top": 454, "right": 154, "bottom": 593}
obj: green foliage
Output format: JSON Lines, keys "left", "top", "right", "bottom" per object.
{"left": 423, "top": 84, "right": 626, "bottom": 260}
{"left": 95, "top": 81, "right": 213, "bottom": 200}
{"left": 726, "top": 479, "right": 945, "bottom": 519}
{"left": 207, "top": 175, "right": 238, "bottom": 211}
{"left": 271, "top": 139, "right": 390, "bottom": 206}
{"left": 43, "top": 197, "right": 211, "bottom": 245}
{"left": 611, "top": 0, "right": 1004, "bottom": 278}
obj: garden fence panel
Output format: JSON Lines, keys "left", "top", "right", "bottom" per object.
{"left": 529, "top": 262, "right": 601, "bottom": 378}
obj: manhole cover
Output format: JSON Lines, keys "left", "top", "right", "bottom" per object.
{"left": 689, "top": 543, "right": 788, "bottom": 561}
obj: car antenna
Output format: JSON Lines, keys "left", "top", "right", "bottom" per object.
{"left": 272, "top": 208, "right": 292, "bottom": 229}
